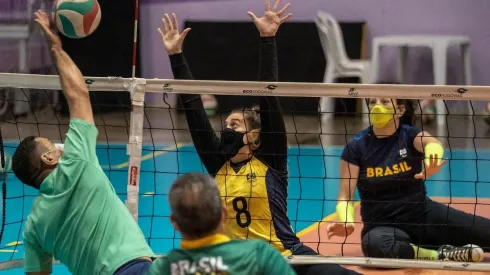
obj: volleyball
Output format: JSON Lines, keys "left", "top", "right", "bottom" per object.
{"left": 53, "top": 0, "right": 102, "bottom": 39}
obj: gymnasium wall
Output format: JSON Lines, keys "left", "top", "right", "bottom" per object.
{"left": 139, "top": 0, "right": 490, "bottom": 106}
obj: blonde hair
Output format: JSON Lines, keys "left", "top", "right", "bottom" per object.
{"left": 231, "top": 106, "right": 261, "bottom": 150}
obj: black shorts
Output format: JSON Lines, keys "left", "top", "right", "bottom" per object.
{"left": 361, "top": 198, "right": 490, "bottom": 258}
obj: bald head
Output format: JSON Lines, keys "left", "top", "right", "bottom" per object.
{"left": 169, "top": 173, "right": 223, "bottom": 239}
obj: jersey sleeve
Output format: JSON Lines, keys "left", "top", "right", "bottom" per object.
{"left": 257, "top": 37, "right": 288, "bottom": 173}
{"left": 62, "top": 118, "right": 99, "bottom": 163}
{"left": 23, "top": 233, "right": 53, "bottom": 273}
{"left": 341, "top": 138, "right": 361, "bottom": 166}
{"left": 257, "top": 241, "right": 296, "bottom": 275}
{"left": 170, "top": 53, "right": 226, "bottom": 175}
{"left": 404, "top": 125, "right": 422, "bottom": 146}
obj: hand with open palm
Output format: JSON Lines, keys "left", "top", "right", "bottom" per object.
{"left": 34, "top": 10, "right": 62, "bottom": 51}
{"left": 157, "top": 13, "right": 191, "bottom": 55}
{"left": 414, "top": 154, "right": 447, "bottom": 180}
{"left": 326, "top": 222, "right": 355, "bottom": 240}
{"left": 247, "top": 0, "right": 292, "bottom": 37}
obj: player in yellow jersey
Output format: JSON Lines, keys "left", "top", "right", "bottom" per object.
{"left": 157, "top": 1, "right": 361, "bottom": 274}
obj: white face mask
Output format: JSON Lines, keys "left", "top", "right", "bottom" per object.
{"left": 54, "top": 143, "right": 64, "bottom": 152}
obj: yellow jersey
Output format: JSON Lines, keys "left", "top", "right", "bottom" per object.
{"left": 216, "top": 157, "right": 299, "bottom": 255}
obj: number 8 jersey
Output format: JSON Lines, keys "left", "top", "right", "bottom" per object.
{"left": 215, "top": 157, "right": 300, "bottom": 255}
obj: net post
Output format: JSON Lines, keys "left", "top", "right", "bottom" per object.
{"left": 125, "top": 78, "right": 146, "bottom": 222}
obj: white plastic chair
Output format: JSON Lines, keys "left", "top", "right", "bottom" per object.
{"left": 315, "top": 11, "right": 371, "bottom": 119}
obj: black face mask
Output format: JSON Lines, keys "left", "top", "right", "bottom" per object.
{"left": 219, "top": 128, "right": 245, "bottom": 158}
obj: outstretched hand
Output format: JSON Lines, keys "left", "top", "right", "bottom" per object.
{"left": 34, "top": 10, "right": 62, "bottom": 51}
{"left": 326, "top": 222, "right": 355, "bottom": 240}
{"left": 414, "top": 154, "right": 447, "bottom": 180}
{"left": 157, "top": 13, "right": 191, "bottom": 55}
{"left": 247, "top": 0, "right": 292, "bottom": 37}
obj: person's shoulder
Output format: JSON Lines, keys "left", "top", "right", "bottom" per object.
{"left": 355, "top": 127, "right": 371, "bottom": 140}
{"left": 400, "top": 124, "right": 422, "bottom": 136}
{"left": 232, "top": 239, "right": 272, "bottom": 250}
{"left": 401, "top": 124, "right": 420, "bottom": 131}
{"left": 347, "top": 126, "right": 370, "bottom": 146}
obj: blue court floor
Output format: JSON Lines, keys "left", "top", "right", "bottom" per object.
{"left": 1, "top": 143, "right": 490, "bottom": 274}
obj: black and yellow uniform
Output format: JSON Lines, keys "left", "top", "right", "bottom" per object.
{"left": 170, "top": 37, "right": 360, "bottom": 275}
{"left": 342, "top": 125, "right": 490, "bottom": 258}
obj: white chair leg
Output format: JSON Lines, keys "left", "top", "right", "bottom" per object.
{"left": 320, "top": 71, "right": 336, "bottom": 120}
{"left": 460, "top": 43, "right": 472, "bottom": 116}
{"left": 14, "top": 39, "right": 30, "bottom": 116}
{"left": 396, "top": 46, "right": 409, "bottom": 83}
{"left": 432, "top": 44, "right": 448, "bottom": 134}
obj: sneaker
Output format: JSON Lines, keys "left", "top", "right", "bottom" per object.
{"left": 437, "top": 244, "right": 484, "bottom": 262}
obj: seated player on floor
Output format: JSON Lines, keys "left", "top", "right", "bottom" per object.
{"left": 11, "top": 10, "right": 154, "bottom": 275}
{"left": 327, "top": 95, "right": 490, "bottom": 262}
{"left": 156, "top": 1, "right": 361, "bottom": 274}
{"left": 149, "top": 173, "right": 295, "bottom": 275}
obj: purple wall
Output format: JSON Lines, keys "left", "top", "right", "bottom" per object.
{"left": 140, "top": 0, "right": 490, "bottom": 106}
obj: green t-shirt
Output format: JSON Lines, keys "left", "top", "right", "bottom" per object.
{"left": 148, "top": 234, "right": 296, "bottom": 275}
{"left": 23, "top": 119, "right": 154, "bottom": 275}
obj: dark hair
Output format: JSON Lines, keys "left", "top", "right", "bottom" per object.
{"left": 374, "top": 82, "right": 415, "bottom": 126}
{"left": 231, "top": 106, "right": 261, "bottom": 130}
{"left": 398, "top": 98, "right": 415, "bottom": 126}
{"left": 12, "top": 136, "right": 46, "bottom": 189}
{"left": 169, "top": 173, "right": 222, "bottom": 238}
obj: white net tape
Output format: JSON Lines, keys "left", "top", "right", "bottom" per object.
{"left": 0, "top": 73, "right": 488, "bottom": 99}
{"left": 0, "top": 73, "right": 489, "bottom": 272}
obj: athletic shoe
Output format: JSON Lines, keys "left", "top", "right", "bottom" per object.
{"left": 437, "top": 244, "right": 484, "bottom": 262}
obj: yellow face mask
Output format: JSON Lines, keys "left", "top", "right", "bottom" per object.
{"left": 370, "top": 104, "right": 395, "bottom": 128}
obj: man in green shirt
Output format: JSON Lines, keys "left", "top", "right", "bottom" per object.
{"left": 11, "top": 10, "right": 154, "bottom": 275}
{"left": 148, "top": 173, "right": 296, "bottom": 275}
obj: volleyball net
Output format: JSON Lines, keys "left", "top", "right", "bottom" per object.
{"left": 1, "top": 73, "right": 490, "bottom": 272}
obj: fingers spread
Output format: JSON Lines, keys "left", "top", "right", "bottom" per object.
{"left": 277, "top": 2, "right": 290, "bottom": 16}
{"left": 440, "top": 159, "right": 448, "bottom": 166}
{"left": 265, "top": 0, "right": 271, "bottom": 11}
{"left": 172, "top": 13, "right": 179, "bottom": 31}
{"left": 164, "top": 13, "right": 173, "bottom": 31}
{"left": 180, "top": 28, "right": 191, "bottom": 40}
{"left": 247, "top": 11, "right": 258, "bottom": 21}
{"left": 157, "top": 28, "right": 164, "bottom": 37}
{"left": 273, "top": 0, "right": 281, "bottom": 12}
{"left": 280, "top": 13, "right": 292, "bottom": 23}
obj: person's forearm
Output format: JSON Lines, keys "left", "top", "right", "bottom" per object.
{"left": 51, "top": 48, "right": 88, "bottom": 98}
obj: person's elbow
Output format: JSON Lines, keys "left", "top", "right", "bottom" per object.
{"left": 65, "top": 88, "right": 89, "bottom": 103}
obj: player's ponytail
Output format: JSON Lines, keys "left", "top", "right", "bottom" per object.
{"left": 230, "top": 106, "right": 261, "bottom": 150}
{"left": 398, "top": 99, "right": 415, "bottom": 126}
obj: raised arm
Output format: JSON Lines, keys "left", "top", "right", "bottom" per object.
{"left": 158, "top": 14, "right": 225, "bottom": 175}
{"left": 247, "top": 0, "right": 292, "bottom": 172}
{"left": 35, "top": 10, "right": 94, "bottom": 125}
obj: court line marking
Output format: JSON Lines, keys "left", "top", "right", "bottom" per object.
{"left": 101, "top": 143, "right": 185, "bottom": 169}
{"left": 0, "top": 241, "right": 22, "bottom": 253}
{"left": 296, "top": 202, "right": 361, "bottom": 237}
